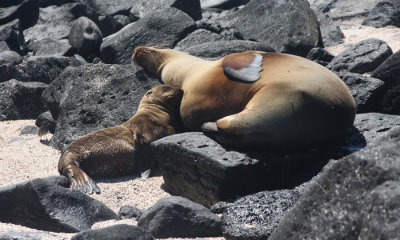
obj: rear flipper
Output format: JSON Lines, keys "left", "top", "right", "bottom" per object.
{"left": 67, "top": 166, "right": 101, "bottom": 194}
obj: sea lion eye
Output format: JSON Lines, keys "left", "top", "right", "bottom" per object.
{"left": 146, "top": 91, "right": 153, "bottom": 97}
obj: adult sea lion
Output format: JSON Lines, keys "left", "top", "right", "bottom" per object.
{"left": 132, "top": 46, "right": 356, "bottom": 148}
{"left": 58, "top": 85, "right": 183, "bottom": 194}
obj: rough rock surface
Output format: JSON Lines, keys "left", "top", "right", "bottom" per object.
{"left": 269, "top": 126, "right": 400, "bottom": 240}
{"left": 184, "top": 40, "right": 275, "bottom": 59}
{"left": 200, "top": 0, "right": 250, "bottom": 9}
{"left": 222, "top": 189, "right": 302, "bottom": 240}
{"left": 371, "top": 49, "right": 400, "bottom": 114}
{"left": 0, "top": 79, "right": 48, "bottom": 121}
{"left": 318, "top": 14, "right": 345, "bottom": 47}
{"left": 216, "top": 0, "right": 322, "bottom": 56}
{"left": 117, "top": 205, "right": 143, "bottom": 220}
{"left": 327, "top": 38, "right": 393, "bottom": 74}
{"left": 337, "top": 72, "right": 385, "bottom": 113}
{"left": 362, "top": 0, "right": 400, "bottom": 28}
{"left": 100, "top": 8, "right": 196, "bottom": 64}
{"left": 28, "top": 38, "right": 72, "bottom": 57}
{"left": 148, "top": 113, "right": 400, "bottom": 207}
{"left": 0, "top": 19, "right": 26, "bottom": 54}
{"left": 0, "top": 231, "right": 61, "bottom": 240}
{"left": 35, "top": 111, "right": 57, "bottom": 134}
{"left": 306, "top": 47, "right": 334, "bottom": 66}
{"left": 68, "top": 17, "right": 102, "bottom": 60}
{"left": 0, "top": 0, "right": 39, "bottom": 30}
{"left": 0, "top": 176, "right": 116, "bottom": 232}
{"left": 71, "top": 224, "right": 154, "bottom": 240}
{"left": 311, "top": 0, "right": 380, "bottom": 20}
{"left": 138, "top": 196, "right": 222, "bottom": 238}
{"left": 0, "top": 50, "right": 22, "bottom": 65}
{"left": 41, "top": 63, "right": 160, "bottom": 150}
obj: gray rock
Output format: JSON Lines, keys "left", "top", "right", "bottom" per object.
{"left": 100, "top": 8, "right": 196, "bottom": 64}
{"left": 129, "top": 0, "right": 202, "bottom": 21}
{"left": 35, "top": 111, "right": 57, "bottom": 134}
{"left": 0, "top": 0, "right": 39, "bottom": 30}
{"left": 306, "top": 47, "right": 334, "bottom": 66}
{"left": 216, "top": 0, "right": 322, "bottom": 57}
{"left": 336, "top": 72, "right": 385, "bottom": 113}
{"left": 0, "top": 231, "right": 61, "bottom": 240}
{"left": 20, "top": 125, "right": 39, "bottom": 135}
{"left": 79, "top": 0, "right": 134, "bottom": 16}
{"left": 184, "top": 40, "right": 275, "bottom": 59}
{"left": 138, "top": 196, "right": 222, "bottom": 238}
{"left": 362, "top": 0, "right": 400, "bottom": 28}
{"left": 118, "top": 205, "right": 143, "bottom": 220}
{"left": 41, "top": 63, "right": 160, "bottom": 150}
{"left": 371, "top": 49, "right": 400, "bottom": 114}
{"left": 71, "top": 224, "right": 154, "bottom": 240}
{"left": 0, "top": 79, "right": 48, "bottom": 121}
{"left": 28, "top": 38, "right": 72, "bottom": 57}
{"left": 96, "top": 15, "right": 123, "bottom": 38}
{"left": 1, "top": 56, "right": 84, "bottom": 84}
{"left": 318, "top": 14, "right": 345, "bottom": 47}
{"left": 327, "top": 38, "right": 393, "bottom": 74}
{"left": 0, "top": 176, "right": 116, "bottom": 232}
{"left": 175, "top": 29, "right": 232, "bottom": 51}
{"left": 222, "top": 189, "right": 301, "bottom": 240}
{"left": 0, "top": 51, "right": 22, "bottom": 65}
{"left": 0, "top": 41, "right": 10, "bottom": 52}
{"left": 147, "top": 113, "right": 400, "bottom": 207}
{"left": 23, "top": 3, "right": 93, "bottom": 42}
{"left": 200, "top": 0, "right": 250, "bottom": 9}
{"left": 269, "top": 126, "right": 400, "bottom": 240}
{"left": 0, "top": 19, "right": 26, "bottom": 55}
{"left": 38, "top": 0, "right": 76, "bottom": 8}
{"left": 311, "top": 0, "right": 380, "bottom": 20}
{"left": 69, "top": 17, "right": 103, "bottom": 60}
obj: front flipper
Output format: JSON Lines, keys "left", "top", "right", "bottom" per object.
{"left": 68, "top": 166, "right": 101, "bottom": 195}
{"left": 201, "top": 122, "right": 240, "bottom": 147}
{"left": 222, "top": 52, "right": 263, "bottom": 83}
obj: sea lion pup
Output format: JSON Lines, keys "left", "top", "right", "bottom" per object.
{"left": 132, "top": 46, "right": 356, "bottom": 149}
{"left": 58, "top": 85, "right": 184, "bottom": 194}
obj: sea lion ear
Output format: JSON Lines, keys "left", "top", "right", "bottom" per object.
{"left": 222, "top": 52, "right": 263, "bottom": 83}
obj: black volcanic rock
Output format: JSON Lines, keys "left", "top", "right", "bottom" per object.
{"left": 216, "top": 0, "right": 322, "bottom": 57}
{"left": 0, "top": 176, "right": 116, "bottom": 232}
{"left": 0, "top": 19, "right": 26, "bottom": 54}
{"left": 71, "top": 224, "right": 154, "bottom": 240}
{"left": 371, "top": 49, "right": 400, "bottom": 114}
{"left": 0, "top": 0, "right": 39, "bottom": 30}
{"left": 327, "top": 38, "right": 393, "bottom": 74}
{"left": 306, "top": 47, "right": 334, "bottom": 66}
{"left": 28, "top": 38, "right": 72, "bottom": 57}
{"left": 100, "top": 8, "right": 196, "bottom": 64}
{"left": 184, "top": 40, "right": 275, "bottom": 59}
{"left": 0, "top": 79, "right": 48, "bottom": 121}
{"left": 0, "top": 51, "right": 22, "bottom": 65}
{"left": 311, "top": 0, "right": 380, "bottom": 20}
{"left": 69, "top": 17, "right": 103, "bottom": 60}
{"left": 362, "top": 0, "right": 400, "bottom": 28}
{"left": 200, "top": 0, "right": 250, "bottom": 10}
{"left": 41, "top": 63, "right": 160, "bottom": 150}
{"left": 138, "top": 196, "right": 222, "bottom": 238}
{"left": 318, "top": 14, "right": 345, "bottom": 47}
{"left": 269, "top": 126, "right": 400, "bottom": 240}
{"left": 0, "top": 231, "right": 62, "bottom": 240}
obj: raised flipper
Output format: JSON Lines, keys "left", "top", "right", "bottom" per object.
{"left": 68, "top": 166, "right": 101, "bottom": 195}
{"left": 222, "top": 52, "right": 263, "bottom": 83}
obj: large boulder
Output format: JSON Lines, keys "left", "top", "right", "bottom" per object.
{"left": 137, "top": 196, "right": 222, "bottom": 238}
{"left": 100, "top": 8, "right": 196, "bottom": 64}
{"left": 311, "top": 0, "right": 380, "bottom": 20}
{"left": 41, "top": 63, "right": 160, "bottom": 150}
{"left": 71, "top": 224, "right": 154, "bottom": 240}
{"left": 147, "top": 113, "right": 400, "bottom": 207}
{"left": 0, "top": 176, "right": 116, "bottom": 232}
{"left": 216, "top": 0, "right": 322, "bottom": 57}
{"left": 327, "top": 38, "right": 393, "bottom": 74}
{"left": 184, "top": 40, "right": 275, "bottom": 59}
{"left": 28, "top": 38, "right": 73, "bottom": 57}
{"left": 0, "top": 19, "right": 26, "bottom": 54}
{"left": 200, "top": 0, "right": 250, "bottom": 9}
{"left": 0, "top": 232, "right": 62, "bottom": 240}
{"left": 69, "top": 17, "right": 103, "bottom": 60}
{"left": 337, "top": 72, "right": 385, "bottom": 113}
{"left": 0, "top": 79, "right": 48, "bottom": 121}
{"left": 318, "top": 14, "right": 345, "bottom": 47}
{"left": 0, "top": 51, "right": 22, "bottom": 65}
{"left": 0, "top": 0, "right": 39, "bottom": 30}
{"left": 362, "top": 0, "right": 400, "bottom": 28}
{"left": 222, "top": 188, "right": 302, "bottom": 240}
{"left": 371, "top": 49, "right": 400, "bottom": 114}
{"left": 269, "top": 126, "right": 400, "bottom": 239}
{"left": 306, "top": 47, "right": 334, "bottom": 66}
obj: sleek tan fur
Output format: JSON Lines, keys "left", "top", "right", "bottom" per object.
{"left": 58, "top": 85, "right": 183, "bottom": 194}
{"left": 132, "top": 46, "right": 356, "bottom": 149}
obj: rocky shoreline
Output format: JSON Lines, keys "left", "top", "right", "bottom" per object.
{"left": 1, "top": 0, "right": 400, "bottom": 239}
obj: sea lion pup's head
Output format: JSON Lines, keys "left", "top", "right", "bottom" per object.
{"left": 138, "top": 85, "right": 184, "bottom": 113}
{"left": 132, "top": 46, "right": 186, "bottom": 77}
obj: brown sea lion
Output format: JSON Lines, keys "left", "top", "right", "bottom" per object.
{"left": 58, "top": 85, "right": 183, "bottom": 194}
{"left": 132, "top": 46, "right": 356, "bottom": 148}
